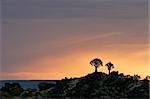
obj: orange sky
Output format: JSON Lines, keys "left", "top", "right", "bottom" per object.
{"left": 1, "top": 42, "right": 149, "bottom": 80}
{"left": 1, "top": 0, "right": 149, "bottom": 80}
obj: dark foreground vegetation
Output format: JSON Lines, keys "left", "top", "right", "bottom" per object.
{"left": 0, "top": 71, "right": 149, "bottom": 99}
{"left": 0, "top": 58, "right": 149, "bottom": 98}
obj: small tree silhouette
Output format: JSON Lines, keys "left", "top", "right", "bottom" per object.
{"left": 105, "top": 62, "right": 114, "bottom": 74}
{"left": 133, "top": 74, "right": 141, "bottom": 80}
{"left": 145, "top": 75, "right": 150, "bottom": 80}
{"left": 90, "top": 58, "right": 103, "bottom": 73}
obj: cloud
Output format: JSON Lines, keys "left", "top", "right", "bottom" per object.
{"left": 1, "top": 32, "right": 121, "bottom": 71}
{"left": 2, "top": 0, "right": 148, "bottom": 20}
{"left": 0, "top": 72, "right": 63, "bottom": 80}
{"left": 51, "top": 32, "right": 122, "bottom": 48}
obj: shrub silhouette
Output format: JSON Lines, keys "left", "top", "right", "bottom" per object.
{"left": 38, "top": 82, "right": 55, "bottom": 91}
{"left": 0, "top": 83, "right": 24, "bottom": 97}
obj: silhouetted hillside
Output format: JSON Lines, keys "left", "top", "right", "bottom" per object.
{"left": 0, "top": 71, "right": 149, "bottom": 99}
{"left": 45, "top": 71, "right": 149, "bottom": 98}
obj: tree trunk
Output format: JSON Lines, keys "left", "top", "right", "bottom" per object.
{"left": 108, "top": 70, "right": 110, "bottom": 75}
{"left": 95, "top": 67, "right": 98, "bottom": 72}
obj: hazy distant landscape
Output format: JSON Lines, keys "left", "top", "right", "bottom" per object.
{"left": 0, "top": 80, "right": 57, "bottom": 90}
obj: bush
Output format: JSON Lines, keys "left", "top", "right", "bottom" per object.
{"left": 38, "top": 82, "right": 55, "bottom": 91}
{"left": 0, "top": 83, "right": 24, "bottom": 96}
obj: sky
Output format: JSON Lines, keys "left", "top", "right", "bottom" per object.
{"left": 0, "top": 0, "right": 149, "bottom": 80}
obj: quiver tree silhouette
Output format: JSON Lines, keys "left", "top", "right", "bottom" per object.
{"left": 90, "top": 58, "right": 103, "bottom": 73}
{"left": 105, "top": 62, "right": 114, "bottom": 74}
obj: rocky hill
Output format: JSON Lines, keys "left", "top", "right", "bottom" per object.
{"left": 39, "top": 71, "right": 149, "bottom": 98}
{"left": 0, "top": 71, "right": 149, "bottom": 99}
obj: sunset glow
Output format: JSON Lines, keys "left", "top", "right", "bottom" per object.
{"left": 1, "top": 0, "right": 149, "bottom": 80}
